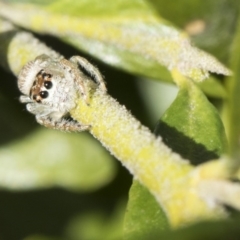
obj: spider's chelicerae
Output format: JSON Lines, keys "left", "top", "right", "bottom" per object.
{"left": 18, "top": 54, "right": 106, "bottom": 131}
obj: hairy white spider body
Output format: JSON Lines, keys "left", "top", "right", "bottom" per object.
{"left": 18, "top": 54, "right": 106, "bottom": 131}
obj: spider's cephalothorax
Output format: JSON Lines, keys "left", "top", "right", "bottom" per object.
{"left": 18, "top": 54, "right": 106, "bottom": 131}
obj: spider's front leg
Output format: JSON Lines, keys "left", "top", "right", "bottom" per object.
{"left": 36, "top": 115, "right": 90, "bottom": 132}
{"left": 59, "top": 58, "right": 89, "bottom": 104}
{"left": 20, "top": 95, "right": 33, "bottom": 103}
{"left": 69, "top": 56, "right": 107, "bottom": 93}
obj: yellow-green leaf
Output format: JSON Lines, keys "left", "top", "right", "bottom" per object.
{"left": 123, "top": 180, "right": 169, "bottom": 240}
{"left": 155, "top": 73, "right": 227, "bottom": 164}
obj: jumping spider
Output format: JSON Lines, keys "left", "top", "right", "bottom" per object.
{"left": 18, "top": 54, "right": 106, "bottom": 131}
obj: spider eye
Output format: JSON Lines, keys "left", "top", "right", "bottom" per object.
{"left": 40, "top": 91, "right": 49, "bottom": 99}
{"left": 44, "top": 81, "right": 53, "bottom": 89}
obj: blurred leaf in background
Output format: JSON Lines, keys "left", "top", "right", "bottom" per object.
{"left": 65, "top": 202, "right": 126, "bottom": 240}
{"left": 0, "top": 129, "right": 116, "bottom": 191}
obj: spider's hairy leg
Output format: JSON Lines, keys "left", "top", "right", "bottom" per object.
{"left": 69, "top": 56, "right": 107, "bottom": 93}
{"left": 59, "top": 58, "right": 89, "bottom": 104}
{"left": 36, "top": 115, "right": 90, "bottom": 132}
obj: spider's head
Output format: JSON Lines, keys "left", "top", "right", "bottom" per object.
{"left": 18, "top": 54, "right": 59, "bottom": 104}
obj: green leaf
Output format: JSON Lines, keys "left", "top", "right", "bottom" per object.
{"left": 0, "top": 129, "right": 116, "bottom": 191}
{"left": 123, "top": 180, "right": 169, "bottom": 240}
{"left": 148, "top": 0, "right": 239, "bottom": 63}
{"left": 155, "top": 75, "right": 227, "bottom": 165}
{"left": 0, "top": 0, "right": 230, "bottom": 97}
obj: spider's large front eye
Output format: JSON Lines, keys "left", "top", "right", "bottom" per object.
{"left": 40, "top": 91, "right": 49, "bottom": 99}
{"left": 44, "top": 81, "right": 53, "bottom": 89}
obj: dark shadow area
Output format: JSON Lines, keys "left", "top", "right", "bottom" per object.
{"left": 155, "top": 121, "right": 219, "bottom": 165}
{"left": 0, "top": 30, "right": 39, "bottom": 144}
{"left": 0, "top": 159, "right": 132, "bottom": 240}
{"left": 0, "top": 66, "right": 37, "bottom": 145}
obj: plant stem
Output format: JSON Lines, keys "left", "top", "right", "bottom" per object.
{"left": 0, "top": 18, "right": 61, "bottom": 75}
{"left": 70, "top": 87, "right": 226, "bottom": 227}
